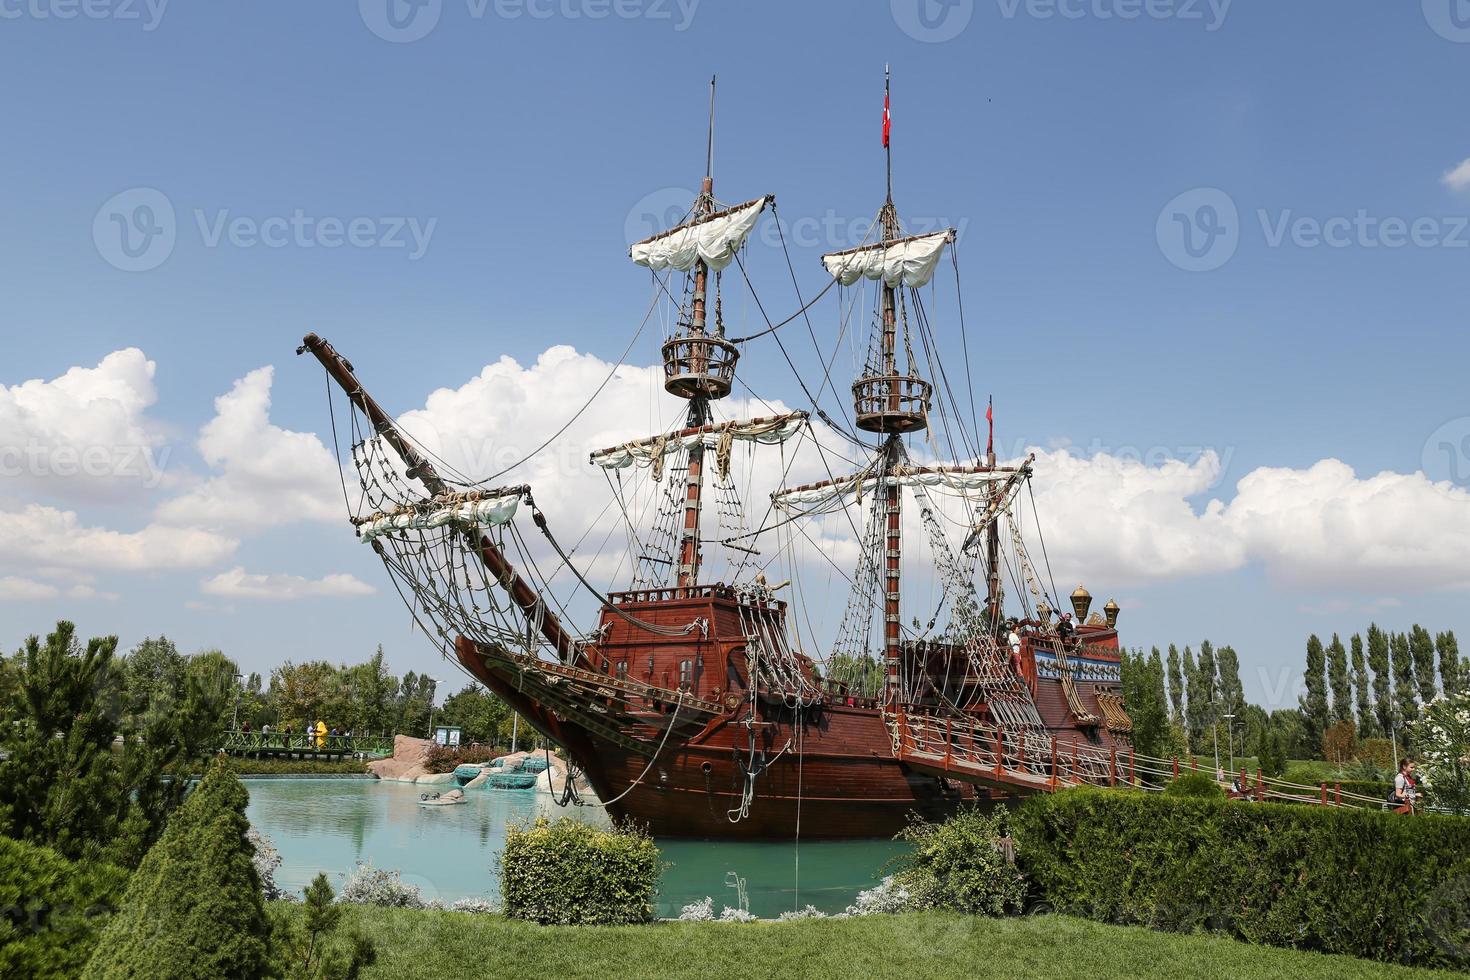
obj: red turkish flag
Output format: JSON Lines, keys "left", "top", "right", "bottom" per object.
{"left": 883, "top": 90, "right": 891, "bottom": 148}
{"left": 986, "top": 397, "right": 994, "bottom": 456}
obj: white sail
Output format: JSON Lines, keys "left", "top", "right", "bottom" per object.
{"left": 359, "top": 495, "right": 519, "bottom": 543}
{"left": 773, "top": 467, "right": 1009, "bottom": 511}
{"left": 591, "top": 413, "right": 806, "bottom": 470}
{"left": 629, "top": 196, "right": 771, "bottom": 273}
{"left": 821, "top": 229, "right": 954, "bottom": 288}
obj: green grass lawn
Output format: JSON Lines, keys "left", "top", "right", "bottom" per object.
{"left": 311, "top": 906, "right": 1464, "bottom": 980}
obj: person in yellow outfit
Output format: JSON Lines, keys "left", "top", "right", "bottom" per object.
{"left": 315, "top": 719, "right": 327, "bottom": 750}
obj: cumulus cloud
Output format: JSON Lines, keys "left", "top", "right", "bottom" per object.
{"left": 0, "top": 348, "right": 171, "bottom": 498}
{"left": 0, "top": 576, "right": 61, "bottom": 601}
{"left": 200, "top": 566, "right": 376, "bottom": 600}
{"left": 0, "top": 504, "right": 237, "bottom": 572}
{"left": 1442, "top": 157, "right": 1470, "bottom": 193}
{"left": 155, "top": 366, "right": 343, "bottom": 532}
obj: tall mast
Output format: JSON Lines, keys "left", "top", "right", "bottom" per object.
{"left": 676, "top": 75, "right": 718, "bottom": 590}
{"left": 985, "top": 396, "right": 1002, "bottom": 629}
{"left": 879, "top": 66, "right": 903, "bottom": 698}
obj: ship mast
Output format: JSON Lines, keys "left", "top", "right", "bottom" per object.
{"left": 675, "top": 75, "right": 719, "bottom": 590}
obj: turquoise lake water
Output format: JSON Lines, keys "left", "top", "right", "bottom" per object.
{"left": 244, "top": 779, "right": 905, "bottom": 918}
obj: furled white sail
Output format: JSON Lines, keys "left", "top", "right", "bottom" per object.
{"left": 821, "top": 230, "right": 954, "bottom": 288}
{"left": 359, "top": 495, "right": 520, "bottom": 543}
{"left": 629, "top": 196, "right": 771, "bottom": 273}
{"left": 773, "top": 466, "right": 1010, "bottom": 511}
{"left": 591, "top": 413, "right": 807, "bottom": 470}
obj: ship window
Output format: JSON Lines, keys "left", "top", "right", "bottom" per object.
{"left": 678, "top": 659, "right": 693, "bottom": 691}
{"left": 615, "top": 660, "right": 628, "bottom": 681}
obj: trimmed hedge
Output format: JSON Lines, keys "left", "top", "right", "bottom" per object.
{"left": 500, "top": 818, "right": 662, "bottom": 925}
{"left": 1013, "top": 788, "right": 1470, "bottom": 969}
{"left": 0, "top": 836, "right": 129, "bottom": 980}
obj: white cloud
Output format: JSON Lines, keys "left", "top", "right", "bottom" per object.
{"left": 0, "top": 348, "right": 171, "bottom": 498}
{"left": 201, "top": 566, "right": 376, "bottom": 600}
{"left": 155, "top": 366, "right": 343, "bottom": 532}
{"left": 0, "top": 576, "right": 60, "bottom": 601}
{"left": 0, "top": 503, "right": 237, "bottom": 572}
{"left": 1442, "top": 157, "right": 1470, "bottom": 192}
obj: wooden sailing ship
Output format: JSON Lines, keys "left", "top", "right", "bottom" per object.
{"left": 300, "top": 75, "right": 1135, "bottom": 839}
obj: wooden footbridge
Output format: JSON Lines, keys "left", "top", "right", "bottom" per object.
{"left": 218, "top": 730, "right": 395, "bottom": 760}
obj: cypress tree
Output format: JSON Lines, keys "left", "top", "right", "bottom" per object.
{"left": 1299, "top": 634, "right": 1329, "bottom": 753}
{"left": 1182, "top": 645, "right": 1203, "bottom": 750}
{"left": 1166, "top": 644, "right": 1184, "bottom": 725}
{"left": 1326, "top": 633, "right": 1352, "bottom": 727}
{"left": 83, "top": 759, "right": 271, "bottom": 980}
{"left": 1215, "top": 645, "right": 1245, "bottom": 719}
{"left": 1410, "top": 624, "right": 1438, "bottom": 705}
{"left": 1391, "top": 631, "right": 1418, "bottom": 731}
{"left": 1437, "top": 630, "right": 1462, "bottom": 696}
{"left": 1349, "top": 632, "right": 1375, "bottom": 737}
{"left": 1367, "top": 623, "right": 1393, "bottom": 737}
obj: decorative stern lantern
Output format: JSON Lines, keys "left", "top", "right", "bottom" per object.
{"left": 1104, "top": 598, "right": 1120, "bottom": 630}
{"left": 1070, "top": 585, "right": 1092, "bottom": 624}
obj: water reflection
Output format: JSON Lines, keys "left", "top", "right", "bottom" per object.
{"left": 245, "top": 779, "right": 902, "bottom": 918}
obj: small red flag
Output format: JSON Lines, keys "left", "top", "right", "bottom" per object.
{"left": 882, "top": 90, "right": 891, "bottom": 148}
{"left": 986, "top": 397, "right": 994, "bottom": 456}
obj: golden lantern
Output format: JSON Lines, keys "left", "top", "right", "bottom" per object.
{"left": 1104, "top": 598, "right": 1120, "bottom": 630}
{"left": 1070, "top": 585, "right": 1092, "bottom": 624}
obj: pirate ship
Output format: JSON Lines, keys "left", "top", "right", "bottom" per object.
{"left": 300, "top": 75, "right": 1135, "bottom": 839}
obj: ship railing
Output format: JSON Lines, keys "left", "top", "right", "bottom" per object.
{"left": 491, "top": 643, "right": 726, "bottom": 716}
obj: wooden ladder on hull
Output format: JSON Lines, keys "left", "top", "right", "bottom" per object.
{"left": 888, "top": 709, "right": 1129, "bottom": 796}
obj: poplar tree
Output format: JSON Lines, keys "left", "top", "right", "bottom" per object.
{"left": 1367, "top": 624, "right": 1393, "bottom": 737}
{"left": 1349, "top": 632, "right": 1375, "bottom": 737}
{"left": 1166, "top": 643, "right": 1185, "bottom": 725}
{"left": 1299, "top": 634, "right": 1329, "bottom": 753}
{"left": 1326, "top": 633, "right": 1353, "bottom": 727}
{"left": 1410, "top": 624, "right": 1438, "bottom": 705}
{"left": 1391, "top": 631, "right": 1418, "bottom": 730}
{"left": 1437, "top": 630, "right": 1462, "bottom": 696}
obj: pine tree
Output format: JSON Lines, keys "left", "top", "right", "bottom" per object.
{"left": 1437, "top": 630, "right": 1462, "bottom": 696}
{"left": 1326, "top": 633, "right": 1352, "bottom": 727}
{"left": 84, "top": 759, "right": 271, "bottom": 980}
{"left": 1391, "top": 631, "right": 1418, "bottom": 731}
{"left": 1299, "top": 634, "right": 1329, "bottom": 754}
{"left": 1410, "top": 624, "right": 1438, "bottom": 706}
{"left": 1166, "top": 643, "right": 1184, "bottom": 725}
{"left": 1349, "top": 632, "right": 1375, "bottom": 737}
{"left": 1367, "top": 623, "right": 1393, "bottom": 737}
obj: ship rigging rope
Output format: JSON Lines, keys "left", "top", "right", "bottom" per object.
{"left": 556, "top": 690, "right": 686, "bottom": 810}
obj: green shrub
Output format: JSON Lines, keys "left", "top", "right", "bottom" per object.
{"left": 499, "top": 818, "right": 661, "bottom": 925}
{"left": 1014, "top": 787, "right": 1470, "bottom": 968}
{"left": 1163, "top": 771, "right": 1224, "bottom": 798}
{"left": 422, "top": 743, "right": 498, "bottom": 774}
{"left": 892, "top": 808, "right": 1025, "bottom": 916}
{"left": 0, "top": 836, "right": 129, "bottom": 980}
{"left": 1282, "top": 760, "right": 1337, "bottom": 786}
{"left": 83, "top": 758, "right": 272, "bottom": 979}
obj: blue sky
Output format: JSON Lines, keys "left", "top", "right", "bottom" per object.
{"left": 2, "top": 0, "right": 1469, "bottom": 708}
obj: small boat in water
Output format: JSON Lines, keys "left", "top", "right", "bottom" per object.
{"left": 418, "top": 789, "right": 467, "bottom": 807}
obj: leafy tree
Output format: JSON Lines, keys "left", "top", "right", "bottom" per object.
{"left": 1325, "top": 633, "right": 1352, "bottom": 727}
{"left": 83, "top": 760, "right": 272, "bottom": 980}
{"left": 1299, "top": 634, "right": 1329, "bottom": 755}
{"left": 1391, "top": 631, "right": 1418, "bottom": 732}
{"left": 1349, "top": 632, "right": 1376, "bottom": 738}
{"left": 1214, "top": 645, "right": 1245, "bottom": 721}
{"left": 1410, "top": 624, "right": 1438, "bottom": 706}
{"left": 1436, "top": 630, "right": 1462, "bottom": 697}
{"left": 121, "top": 635, "right": 185, "bottom": 726}
{"left": 1257, "top": 724, "right": 1288, "bottom": 777}
{"left": 1121, "top": 649, "right": 1169, "bottom": 759}
{"left": 1367, "top": 623, "right": 1393, "bottom": 737}
{"left": 1166, "top": 643, "right": 1184, "bottom": 725}
{"left": 342, "top": 645, "right": 396, "bottom": 735}
{"left": 1321, "top": 718, "right": 1356, "bottom": 766}
{"left": 437, "top": 683, "right": 509, "bottom": 745}
{"left": 272, "top": 660, "right": 342, "bottom": 730}
{"left": 396, "top": 670, "right": 436, "bottom": 736}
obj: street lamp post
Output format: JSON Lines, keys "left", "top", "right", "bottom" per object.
{"left": 426, "top": 677, "right": 442, "bottom": 742}
{"left": 231, "top": 673, "right": 245, "bottom": 730}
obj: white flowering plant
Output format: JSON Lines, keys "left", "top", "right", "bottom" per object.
{"left": 1412, "top": 692, "right": 1470, "bottom": 816}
